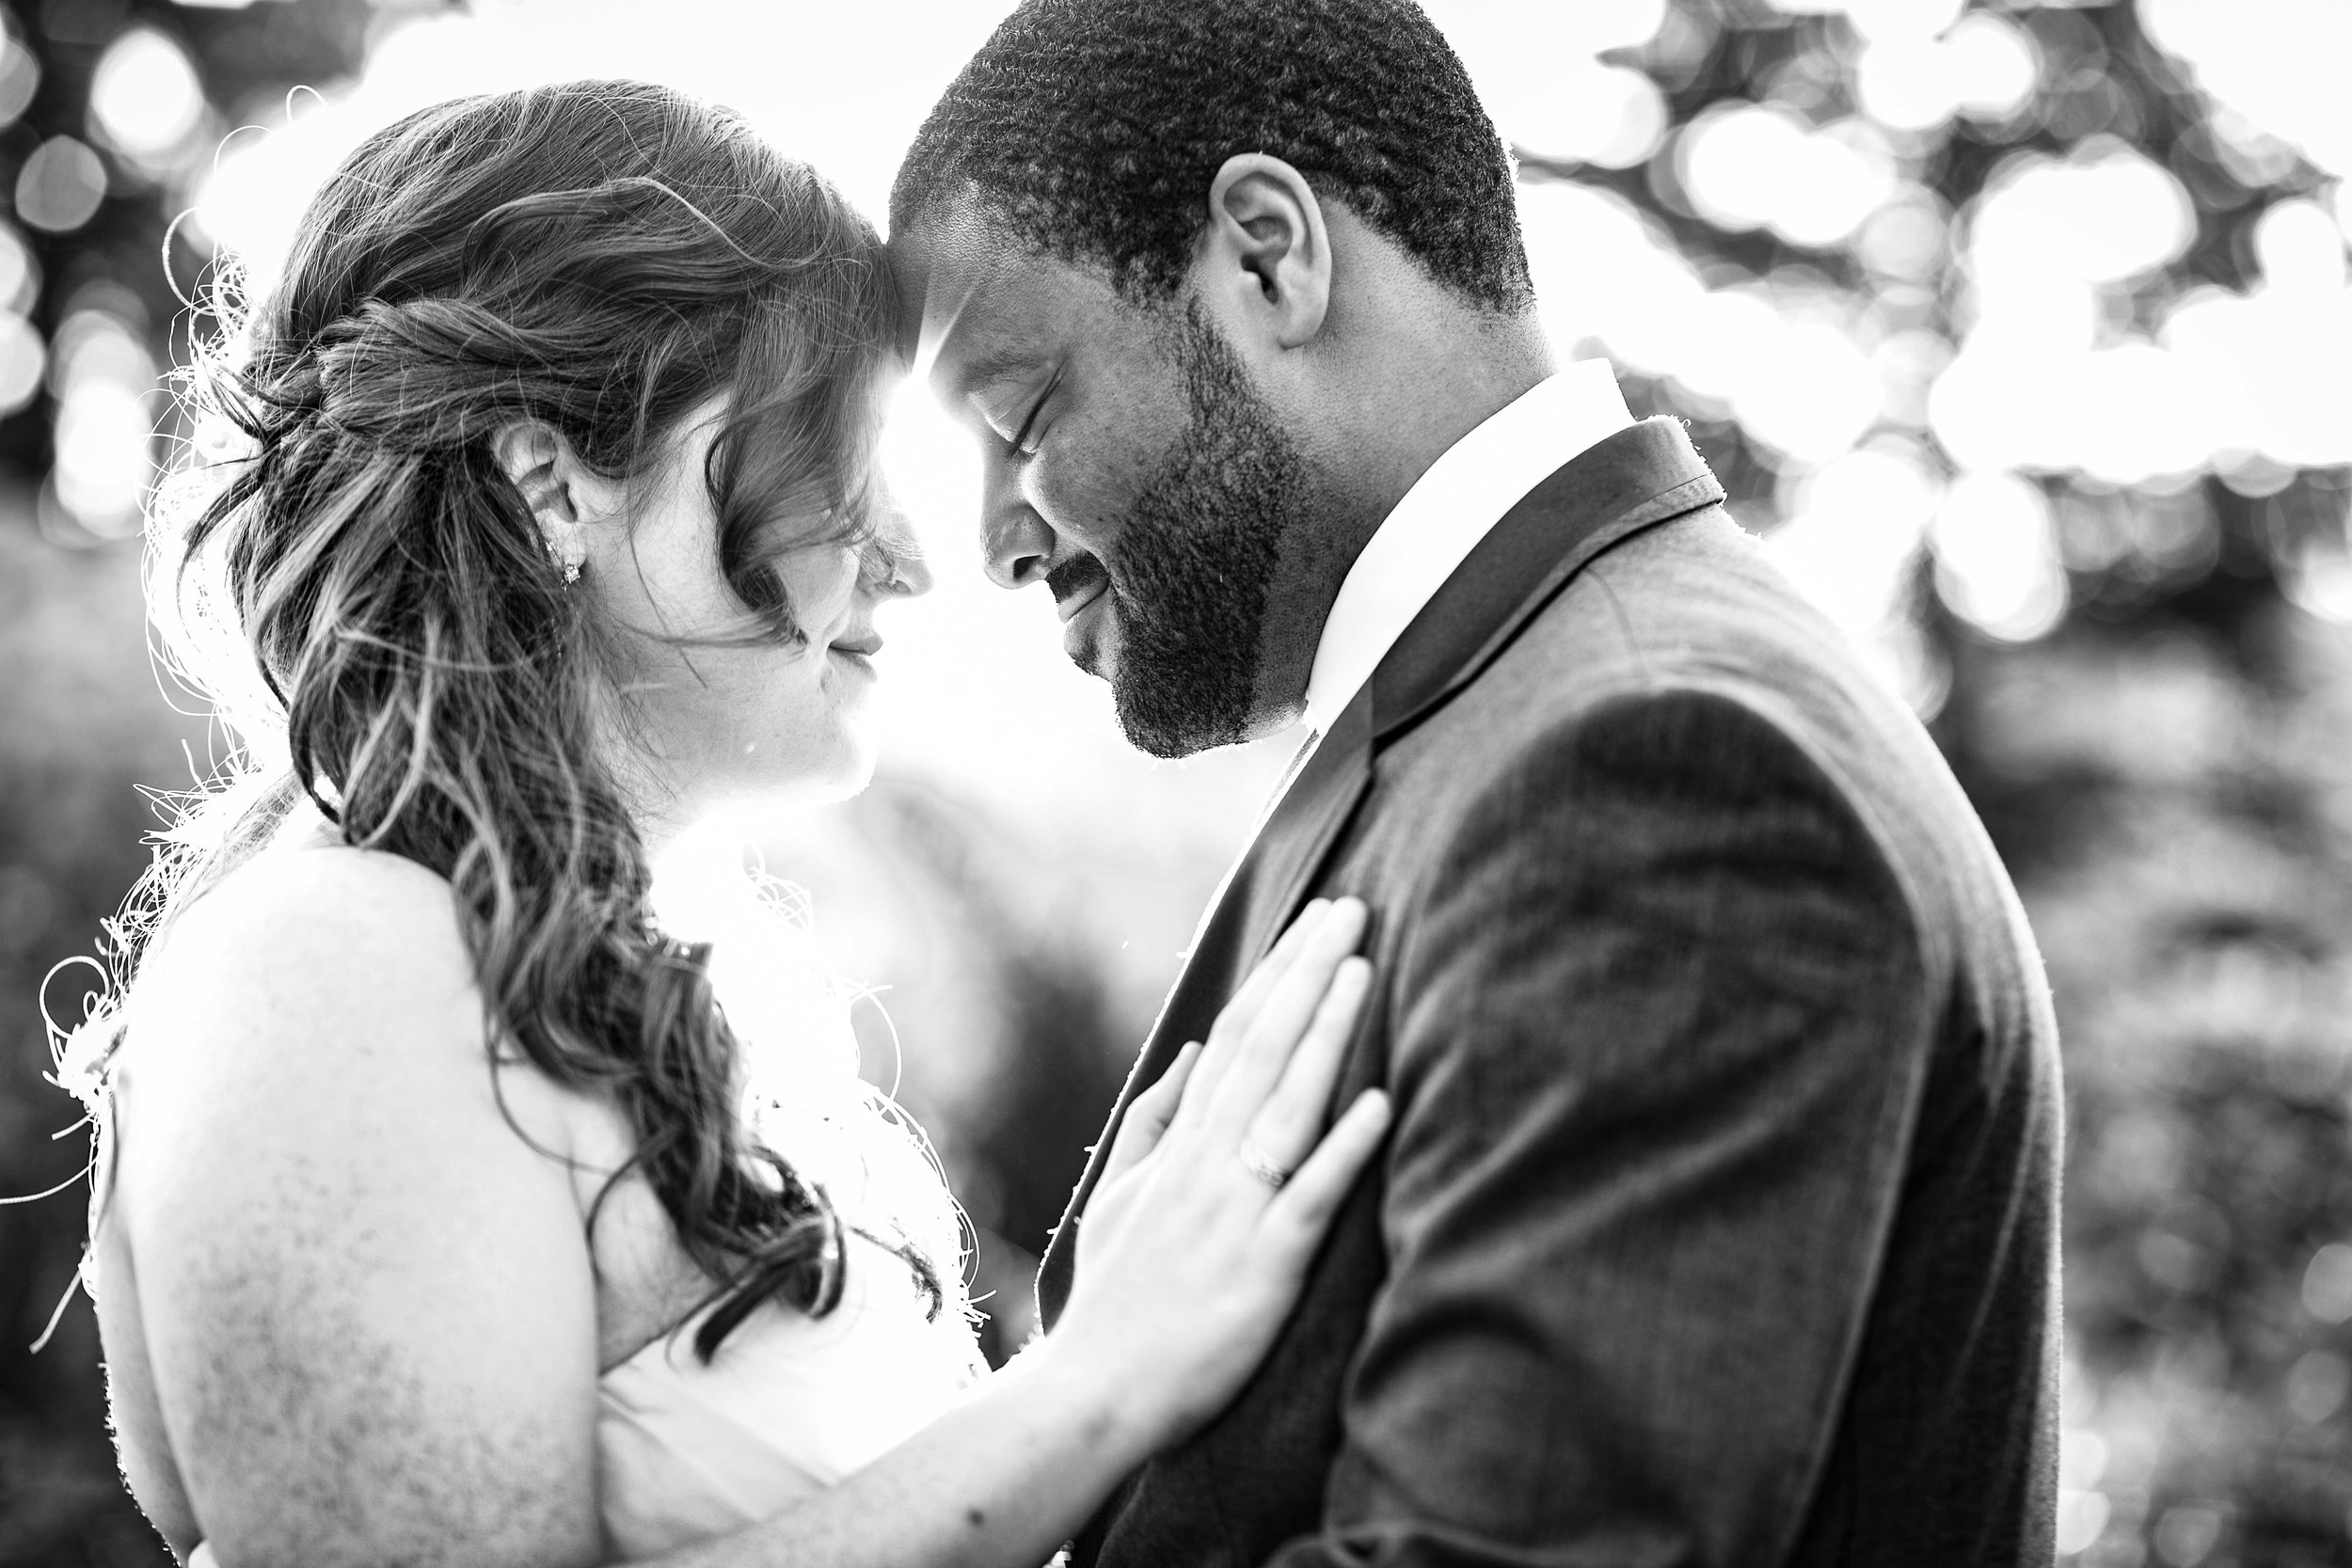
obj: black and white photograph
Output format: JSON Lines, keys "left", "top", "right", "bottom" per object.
{"left": 0, "top": 0, "right": 2340, "bottom": 1563}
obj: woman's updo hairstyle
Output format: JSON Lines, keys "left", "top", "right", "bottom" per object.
{"left": 145, "top": 80, "right": 927, "bottom": 1354}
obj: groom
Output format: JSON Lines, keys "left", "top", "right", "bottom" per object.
{"left": 893, "top": 2, "right": 2060, "bottom": 1563}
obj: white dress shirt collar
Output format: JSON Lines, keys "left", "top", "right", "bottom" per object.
{"left": 1298, "top": 359, "right": 1634, "bottom": 736}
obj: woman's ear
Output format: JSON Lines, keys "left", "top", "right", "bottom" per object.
{"left": 492, "top": 420, "right": 580, "bottom": 525}
{"left": 1199, "top": 153, "right": 1332, "bottom": 352}
{"left": 492, "top": 420, "right": 609, "bottom": 582}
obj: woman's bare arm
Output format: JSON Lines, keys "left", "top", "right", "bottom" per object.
{"left": 117, "top": 849, "right": 604, "bottom": 1567}
{"left": 650, "top": 898, "right": 1390, "bottom": 1568}
{"left": 114, "top": 848, "right": 1382, "bottom": 1568}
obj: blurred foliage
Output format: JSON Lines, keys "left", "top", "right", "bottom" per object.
{"left": 0, "top": 7, "right": 388, "bottom": 1562}
{"left": 3, "top": 1, "right": 2352, "bottom": 1566}
{"left": 1575, "top": 8, "right": 2352, "bottom": 1568}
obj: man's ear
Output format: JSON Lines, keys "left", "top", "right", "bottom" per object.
{"left": 1199, "top": 153, "right": 1331, "bottom": 351}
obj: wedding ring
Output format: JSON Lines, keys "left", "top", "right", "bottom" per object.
{"left": 1237, "top": 1142, "right": 1291, "bottom": 1190}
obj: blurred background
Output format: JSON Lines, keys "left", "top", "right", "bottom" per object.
{"left": 0, "top": 0, "right": 2344, "bottom": 1560}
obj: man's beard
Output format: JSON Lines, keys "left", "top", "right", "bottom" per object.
{"left": 1084, "top": 305, "right": 1318, "bottom": 759}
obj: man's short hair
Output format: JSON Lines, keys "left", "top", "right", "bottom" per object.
{"left": 890, "top": 0, "right": 1535, "bottom": 314}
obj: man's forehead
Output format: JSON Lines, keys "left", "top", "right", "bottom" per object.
{"left": 892, "top": 199, "right": 1103, "bottom": 388}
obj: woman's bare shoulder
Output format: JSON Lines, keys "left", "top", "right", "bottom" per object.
{"left": 141, "top": 842, "right": 473, "bottom": 1022}
{"left": 113, "top": 843, "right": 534, "bottom": 1206}
{"left": 103, "top": 841, "right": 608, "bottom": 1565}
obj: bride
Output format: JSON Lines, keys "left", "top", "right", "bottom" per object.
{"left": 60, "top": 79, "right": 1391, "bottom": 1567}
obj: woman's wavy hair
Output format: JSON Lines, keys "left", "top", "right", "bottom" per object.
{"left": 135, "top": 80, "right": 932, "bottom": 1357}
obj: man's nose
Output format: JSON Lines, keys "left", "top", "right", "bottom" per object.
{"left": 979, "top": 461, "right": 1056, "bottom": 592}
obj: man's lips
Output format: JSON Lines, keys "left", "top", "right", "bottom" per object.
{"left": 1054, "top": 581, "right": 1108, "bottom": 625}
{"left": 1046, "top": 555, "right": 1112, "bottom": 624}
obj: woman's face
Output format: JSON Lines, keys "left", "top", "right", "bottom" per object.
{"left": 579, "top": 400, "right": 931, "bottom": 823}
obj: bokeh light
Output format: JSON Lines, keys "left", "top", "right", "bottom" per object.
{"left": 1852, "top": 10, "right": 2038, "bottom": 132}
{"left": 1776, "top": 0, "right": 1966, "bottom": 41}
{"left": 2142, "top": 0, "right": 2352, "bottom": 178}
{"left": 0, "top": 221, "right": 41, "bottom": 318}
{"left": 46, "top": 297, "right": 158, "bottom": 538}
{"left": 89, "top": 28, "right": 206, "bottom": 162}
{"left": 0, "top": 309, "right": 46, "bottom": 419}
{"left": 1679, "top": 103, "right": 1898, "bottom": 247}
{"left": 1510, "top": 60, "right": 1667, "bottom": 169}
{"left": 1767, "top": 436, "right": 1943, "bottom": 654}
{"left": 1931, "top": 470, "right": 2068, "bottom": 641}
{"left": 1968, "top": 139, "right": 2194, "bottom": 287}
{"left": 1447, "top": 0, "right": 1669, "bottom": 152}
{"left": 1944, "top": 13, "right": 2040, "bottom": 121}
{"left": 16, "top": 135, "right": 106, "bottom": 234}
{"left": 0, "top": 26, "right": 40, "bottom": 130}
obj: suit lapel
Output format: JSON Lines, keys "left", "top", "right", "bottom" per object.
{"left": 1232, "top": 691, "right": 1375, "bottom": 976}
{"left": 1036, "top": 415, "right": 1724, "bottom": 1326}
{"left": 1372, "top": 416, "right": 1724, "bottom": 741}
{"left": 1036, "top": 709, "right": 1375, "bottom": 1324}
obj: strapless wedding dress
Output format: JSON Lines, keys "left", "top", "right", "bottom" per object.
{"left": 74, "top": 1014, "right": 984, "bottom": 1568}
{"left": 184, "top": 1251, "right": 980, "bottom": 1566}
{"left": 594, "top": 1233, "right": 984, "bottom": 1560}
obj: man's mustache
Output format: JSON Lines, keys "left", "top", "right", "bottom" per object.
{"left": 1046, "top": 554, "right": 1111, "bottom": 609}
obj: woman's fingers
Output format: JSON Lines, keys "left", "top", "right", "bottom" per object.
{"left": 1201, "top": 899, "right": 1368, "bottom": 1143}
{"left": 1171, "top": 899, "right": 1331, "bottom": 1138}
{"left": 1236, "top": 956, "right": 1370, "bottom": 1178}
{"left": 1097, "top": 1040, "right": 1202, "bottom": 1190}
{"left": 1266, "top": 1087, "right": 1392, "bottom": 1239}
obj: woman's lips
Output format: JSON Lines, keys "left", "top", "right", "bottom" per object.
{"left": 828, "top": 633, "right": 882, "bottom": 675}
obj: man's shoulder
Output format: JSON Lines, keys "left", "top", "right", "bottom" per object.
{"left": 1395, "top": 505, "right": 1877, "bottom": 775}
{"left": 1368, "top": 501, "right": 2046, "bottom": 1003}
{"left": 1534, "top": 503, "right": 1854, "bottom": 693}
{"left": 1375, "top": 503, "right": 1997, "bottom": 916}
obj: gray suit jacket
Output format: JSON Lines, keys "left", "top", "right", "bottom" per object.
{"left": 1038, "top": 417, "right": 2062, "bottom": 1568}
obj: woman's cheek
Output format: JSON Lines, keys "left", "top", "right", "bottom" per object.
{"left": 771, "top": 543, "right": 861, "bottom": 629}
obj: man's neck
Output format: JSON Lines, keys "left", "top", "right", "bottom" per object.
{"left": 1323, "top": 321, "right": 1556, "bottom": 532}
{"left": 1239, "top": 324, "right": 1553, "bottom": 736}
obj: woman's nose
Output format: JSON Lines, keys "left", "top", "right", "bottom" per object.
{"left": 867, "top": 500, "right": 933, "bottom": 598}
{"left": 890, "top": 533, "right": 935, "bottom": 597}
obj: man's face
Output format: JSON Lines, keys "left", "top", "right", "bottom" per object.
{"left": 895, "top": 205, "right": 1328, "bottom": 757}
